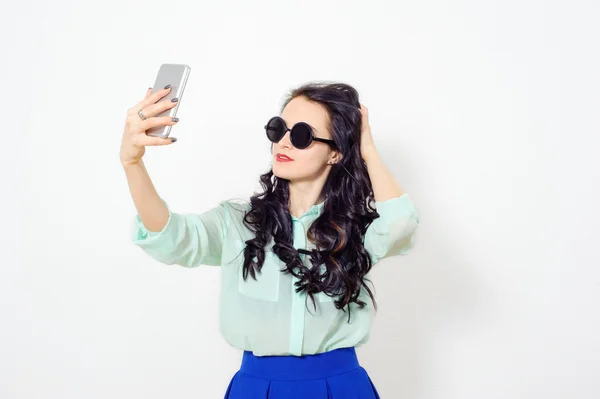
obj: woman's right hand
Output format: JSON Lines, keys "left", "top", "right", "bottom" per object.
{"left": 120, "top": 85, "right": 180, "bottom": 166}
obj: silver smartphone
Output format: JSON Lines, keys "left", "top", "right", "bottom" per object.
{"left": 146, "top": 63, "right": 191, "bottom": 138}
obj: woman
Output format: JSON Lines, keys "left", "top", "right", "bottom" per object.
{"left": 120, "top": 82, "right": 420, "bottom": 398}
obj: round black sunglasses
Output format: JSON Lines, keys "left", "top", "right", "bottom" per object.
{"left": 264, "top": 116, "right": 337, "bottom": 150}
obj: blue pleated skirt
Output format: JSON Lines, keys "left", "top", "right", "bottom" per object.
{"left": 224, "top": 347, "right": 381, "bottom": 398}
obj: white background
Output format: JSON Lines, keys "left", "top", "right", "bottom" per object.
{"left": 1, "top": 0, "right": 599, "bottom": 398}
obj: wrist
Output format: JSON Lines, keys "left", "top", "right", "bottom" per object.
{"left": 121, "top": 158, "right": 142, "bottom": 168}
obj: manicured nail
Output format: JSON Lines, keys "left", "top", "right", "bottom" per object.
{"left": 171, "top": 137, "right": 177, "bottom": 142}
{"left": 164, "top": 84, "right": 171, "bottom": 89}
{"left": 172, "top": 117, "right": 179, "bottom": 122}
{"left": 171, "top": 97, "right": 178, "bottom": 102}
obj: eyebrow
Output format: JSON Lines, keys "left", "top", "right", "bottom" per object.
{"left": 283, "top": 118, "right": 319, "bottom": 133}
{"left": 306, "top": 123, "right": 319, "bottom": 133}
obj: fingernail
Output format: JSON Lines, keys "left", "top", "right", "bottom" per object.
{"left": 171, "top": 137, "right": 177, "bottom": 142}
{"left": 171, "top": 97, "right": 178, "bottom": 103}
{"left": 172, "top": 117, "right": 179, "bottom": 122}
{"left": 164, "top": 84, "right": 171, "bottom": 89}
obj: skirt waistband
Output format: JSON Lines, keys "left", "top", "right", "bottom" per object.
{"left": 240, "top": 347, "right": 360, "bottom": 381}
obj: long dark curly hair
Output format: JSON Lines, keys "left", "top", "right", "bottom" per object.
{"left": 241, "top": 82, "right": 380, "bottom": 322}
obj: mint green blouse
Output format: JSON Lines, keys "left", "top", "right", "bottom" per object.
{"left": 131, "top": 193, "right": 419, "bottom": 356}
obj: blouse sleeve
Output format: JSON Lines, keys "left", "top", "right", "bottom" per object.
{"left": 130, "top": 200, "right": 231, "bottom": 267}
{"left": 363, "top": 193, "right": 420, "bottom": 264}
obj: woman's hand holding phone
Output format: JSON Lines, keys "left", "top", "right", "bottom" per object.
{"left": 119, "top": 85, "right": 180, "bottom": 166}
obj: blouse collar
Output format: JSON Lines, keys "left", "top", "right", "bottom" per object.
{"left": 292, "top": 200, "right": 325, "bottom": 220}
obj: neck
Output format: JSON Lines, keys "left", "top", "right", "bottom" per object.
{"left": 288, "top": 180, "right": 326, "bottom": 219}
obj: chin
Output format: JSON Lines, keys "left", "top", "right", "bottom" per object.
{"left": 273, "top": 164, "right": 322, "bottom": 183}
{"left": 272, "top": 162, "right": 304, "bottom": 180}
{"left": 272, "top": 165, "right": 293, "bottom": 180}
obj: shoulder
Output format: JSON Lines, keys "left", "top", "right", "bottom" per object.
{"left": 219, "top": 197, "right": 252, "bottom": 215}
{"left": 217, "top": 197, "right": 252, "bottom": 233}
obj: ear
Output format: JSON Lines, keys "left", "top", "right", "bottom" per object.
{"left": 328, "top": 151, "right": 343, "bottom": 165}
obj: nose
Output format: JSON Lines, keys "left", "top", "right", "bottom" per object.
{"left": 278, "top": 129, "right": 293, "bottom": 149}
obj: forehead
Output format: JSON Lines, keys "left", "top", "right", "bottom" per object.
{"left": 281, "top": 96, "right": 330, "bottom": 137}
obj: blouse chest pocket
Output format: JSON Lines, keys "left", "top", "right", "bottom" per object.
{"left": 313, "top": 263, "right": 334, "bottom": 303}
{"left": 237, "top": 249, "right": 281, "bottom": 302}
{"left": 317, "top": 291, "right": 335, "bottom": 303}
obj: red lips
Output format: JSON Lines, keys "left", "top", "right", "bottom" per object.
{"left": 276, "top": 153, "right": 294, "bottom": 162}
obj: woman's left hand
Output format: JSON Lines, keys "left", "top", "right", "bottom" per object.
{"left": 359, "top": 103, "right": 376, "bottom": 161}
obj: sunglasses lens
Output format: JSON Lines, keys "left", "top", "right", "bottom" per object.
{"left": 266, "top": 117, "right": 285, "bottom": 142}
{"left": 291, "top": 123, "right": 312, "bottom": 149}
